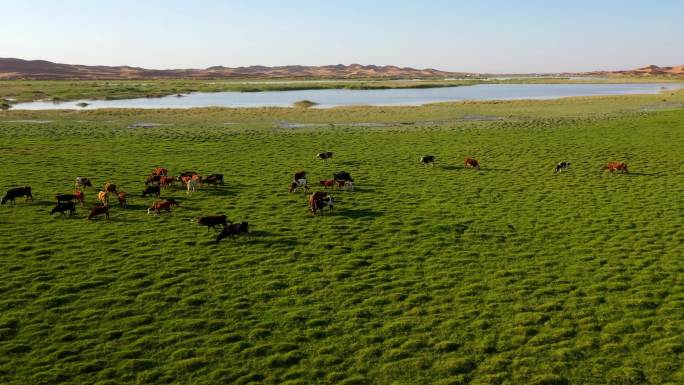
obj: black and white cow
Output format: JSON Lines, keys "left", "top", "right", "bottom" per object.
{"left": 316, "top": 152, "right": 334, "bottom": 163}
{"left": 555, "top": 162, "right": 571, "bottom": 173}
{"left": 75, "top": 177, "right": 93, "bottom": 190}
{"left": 420, "top": 155, "right": 435, "bottom": 166}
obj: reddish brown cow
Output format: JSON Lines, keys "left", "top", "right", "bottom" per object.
{"left": 335, "top": 180, "right": 346, "bottom": 189}
{"left": 88, "top": 205, "right": 109, "bottom": 220}
{"left": 603, "top": 162, "right": 629, "bottom": 173}
{"left": 179, "top": 175, "right": 191, "bottom": 187}
{"left": 159, "top": 176, "right": 174, "bottom": 188}
{"left": 464, "top": 157, "right": 480, "bottom": 170}
{"left": 319, "top": 179, "right": 335, "bottom": 189}
{"left": 147, "top": 198, "right": 179, "bottom": 214}
{"left": 152, "top": 167, "right": 168, "bottom": 176}
{"left": 73, "top": 190, "right": 85, "bottom": 205}
{"left": 117, "top": 192, "right": 127, "bottom": 208}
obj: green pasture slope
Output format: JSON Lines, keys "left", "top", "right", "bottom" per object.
{"left": 0, "top": 94, "right": 683, "bottom": 385}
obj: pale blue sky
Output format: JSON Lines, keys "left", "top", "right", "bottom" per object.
{"left": 2, "top": 0, "right": 682, "bottom": 73}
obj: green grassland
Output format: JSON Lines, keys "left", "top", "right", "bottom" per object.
{"left": 1, "top": 75, "right": 682, "bottom": 105}
{"left": 0, "top": 93, "right": 683, "bottom": 385}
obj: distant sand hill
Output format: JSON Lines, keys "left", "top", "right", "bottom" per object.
{"left": 587, "top": 65, "right": 684, "bottom": 77}
{"left": 0, "top": 58, "right": 470, "bottom": 80}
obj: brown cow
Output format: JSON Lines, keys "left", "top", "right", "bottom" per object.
{"left": 97, "top": 191, "right": 109, "bottom": 205}
{"left": 152, "top": 167, "right": 168, "bottom": 176}
{"left": 73, "top": 190, "right": 85, "bottom": 206}
{"left": 319, "top": 179, "right": 335, "bottom": 189}
{"left": 117, "top": 192, "right": 127, "bottom": 208}
{"left": 464, "top": 157, "right": 480, "bottom": 170}
{"left": 159, "top": 176, "right": 174, "bottom": 188}
{"left": 309, "top": 191, "right": 334, "bottom": 215}
{"left": 104, "top": 182, "right": 117, "bottom": 195}
{"left": 603, "top": 162, "right": 629, "bottom": 173}
{"left": 147, "top": 198, "right": 179, "bottom": 214}
{"left": 88, "top": 205, "right": 109, "bottom": 220}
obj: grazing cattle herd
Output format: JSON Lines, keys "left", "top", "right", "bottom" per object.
{"left": 2, "top": 154, "right": 633, "bottom": 243}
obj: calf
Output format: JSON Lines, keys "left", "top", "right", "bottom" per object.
{"left": 420, "top": 155, "right": 435, "bottom": 166}
{"left": 1, "top": 186, "right": 33, "bottom": 205}
{"left": 216, "top": 222, "right": 249, "bottom": 243}
{"left": 117, "top": 192, "right": 127, "bottom": 208}
{"left": 50, "top": 201, "right": 76, "bottom": 217}
{"left": 316, "top": 152, "right": 334, "bottom": 163}
{"left": 147, "top": 198, "right": 179, "bottom": 214}
{"left": 88, "top": 205, "right": 109, "bottom": 220}
{"left": 555, "top": 162, "right": 571, "bottom": 173}
{"left": 197, "top": 215, "right": 230, "bottom": 231}
{"left": 75, "top": 177, "right": 92, "bottom": 190}
{"left": 289, "top": 178, "right": 309, "bottom": 193}
{"left": 464, "top": 157, "right": 480, "bottom": 170}
{"left": 142, "top": 185, "right": 161, "bottom": 198}
{"left": 319, "top": 179, "right": 335, "bottom": 189}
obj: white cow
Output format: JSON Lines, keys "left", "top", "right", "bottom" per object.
{"left": 187, "top": 178, "right": 199, "bottom": 195}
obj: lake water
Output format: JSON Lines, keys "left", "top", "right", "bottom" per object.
{"left": 11, "top": 83, "right": 681, "bottom": 110}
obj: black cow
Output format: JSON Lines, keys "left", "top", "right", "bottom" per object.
{"left": 293, "top": 171, "right": 306, "bottom": 181}
{"left": 50, "top": 202, "right": 76, "bottom": 216}
{"left": 197, "top": 215, "right": 230, "bottom": 231}
{"left": 203, "top": 174, "right": 224, "bottom": 185}
{"left": 145, "top": 175, "right": 162, "bottom": 185}
{"left": 56, "top": 194, "right": 77, "bottom": 203}
{"left": 216, "top": 222, "right": 249, "bottom": 242}
{"left": 420, "top": 155, "right": 435, "bottom": 166}
{"left": 555, "top": 162, "right": 571, "bottom": 173}
{"left": 1, "top": 186, "right": 33, "bottom": 205}
{"left": 333, "top": 171, "right": 353, "bottom": 182}
{"left": 142, "top": 185, "right": 161, "bottom": 198}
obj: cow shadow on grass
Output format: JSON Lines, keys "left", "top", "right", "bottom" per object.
{"left": 336, "top": 208, "right": 382, "bottom": 219}
{"left": 203, "top": 230, "right": 300, "bottom": 247}
{"left": 625, "top": 171, "right": 668, "bottom": 177}
{"left": 440, "top": 164, "right": 461, "bottom": 171}
{"left": 203, "top": 187, "right": 237, "bottom": 197}
{"left": 440, "top": 165, "right": 510, "bottom": 173}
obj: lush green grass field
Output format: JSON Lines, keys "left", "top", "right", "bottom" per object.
{"left": 0, "top": 95, "right": 682, "bottom": 385}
